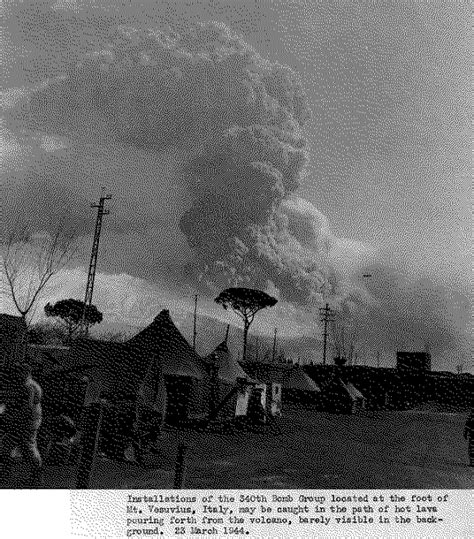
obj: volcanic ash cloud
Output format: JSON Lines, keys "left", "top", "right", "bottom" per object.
{"left": 7, "top": 22, "right": 334, "bottom": 304}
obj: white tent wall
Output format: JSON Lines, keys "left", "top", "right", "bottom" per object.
{"left": 340, "top": 381, "right": 367, "bottom": 414}
{"left": 200, "top": 341, "right": 258, "bottom": 421}
{"left": 270, "top": 383, "right": 282, "bottom": 416}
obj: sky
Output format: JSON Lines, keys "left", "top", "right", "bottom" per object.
{"left": 1, "top": 0, "right": 471, "bottom": 371}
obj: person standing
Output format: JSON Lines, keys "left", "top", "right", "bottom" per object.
{"left": 0, "top": 364, "right": 43, "bottom": 487}
{"left": 247, "top": 387, "right": 266, "bottom": 426}
{"left": 463, "top": 409, "right": 474, "bottom": 467}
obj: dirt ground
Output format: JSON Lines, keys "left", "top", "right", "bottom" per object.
{"left": 3, "top": 409, "right": 473, "bottom": 489}
{"left": 169, "top": 409, "right": 474, "bottom": 490}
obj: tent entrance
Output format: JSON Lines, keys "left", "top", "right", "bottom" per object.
{"left": 164, "top": 376, "right": 194, "bottom": 424}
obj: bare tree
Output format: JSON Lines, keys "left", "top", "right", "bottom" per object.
{"left": 1, "top": 224, "right": 77, "bottom": 323}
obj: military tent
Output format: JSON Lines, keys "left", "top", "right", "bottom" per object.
{"left": 64, "top": 310, "right": 207, "bottom": 421}
{"left": 57, "top": 310, "right": 208, "bottom": 458}
{"left": 204, "top": 341, "right": 255, "bottom": 384}
{"left": 202, "top": 341, "right": 257, "bottom": 419}
{"left": 284, "top": 367, "right": 321, "bottom": 392}
{"left": 128, "top": 310, "right": 207, "bottom": 423}
{"left": 128, "top": 310, "right": 206, "bottom": 380}
{"left": 238, "top": 362, "right": 286, "bottom": 385}
{"left": 341, "top": 381, "right": 366, "bottom": 413}
{"left": 282, "top": 366, "right": 321, "bottom": 407}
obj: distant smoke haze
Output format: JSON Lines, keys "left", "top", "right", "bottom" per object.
{"left": 5, "top": 22, "right": 326, "bottom": 300}
{"left": 2, "top": 2, "right": 471, "bottom": 370}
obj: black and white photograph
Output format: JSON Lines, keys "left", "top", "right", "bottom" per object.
{"left": 1, "top": 0, "right": 472, "bottom": 535}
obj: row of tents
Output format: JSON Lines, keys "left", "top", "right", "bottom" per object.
{"left": 1, "top": 311, "right": 367, "bottom": 426}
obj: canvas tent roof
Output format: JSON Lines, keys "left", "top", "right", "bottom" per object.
{"left": 127, "top": 309, "right": 206, "bottom": 380}
{"left": 239, "top": 362, "right": 288, "bottom": 385}
{"left": 64, "top": 310, "right": 206, "bottom": 381}
{"left": 283, "top": 367, "right": 321, "bottom": 392}
{"left": 60, "top": 310, "right": 206, "bottom": 403}
{"left": 204, "top": 341, "right": 256, "bottom": 384}
{"left": 341, "top": 381, "right": 365, "bottom": 401}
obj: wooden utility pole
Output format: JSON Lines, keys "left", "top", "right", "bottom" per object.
{"left": 192, "top": 294, "right": 198, "bottom": 351}
{"left": 224, "top": 323, "right": 230, "bottom": 343}
{"left": 319, "top": 303, "right": 334, "bottom": 365}
{"left": 272, "top": 328, "right": 277, "bottom": 363}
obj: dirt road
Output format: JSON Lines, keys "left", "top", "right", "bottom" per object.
{"left": 3, "top": 409, "right": 472, "bottom": 489}
{"left": 176, "top": 409, "right": 473, "bottom": 489}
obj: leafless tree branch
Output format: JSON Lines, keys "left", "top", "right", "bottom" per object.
{"left": 1, "top": 222, "right": 78, "bottom": 324}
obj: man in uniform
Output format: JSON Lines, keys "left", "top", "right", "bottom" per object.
{"left": 0, "top": 363, "right": 43, "bottom": 487}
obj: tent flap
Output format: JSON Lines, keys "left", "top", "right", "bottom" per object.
{"left": 284, "top": 368, "right": 321, "bottom": 392}
{"left": 204, "top": 341, "right": 256, "bottom": 384}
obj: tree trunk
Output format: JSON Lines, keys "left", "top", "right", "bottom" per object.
{"left": 68, "top": 323, "right": 74, "bottom": 344}
{"left": 242, "top": 320, "right": 250, "bottom": 362}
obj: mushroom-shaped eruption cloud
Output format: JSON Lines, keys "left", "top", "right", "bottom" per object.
{"left": 7, "top": 22, "right": 328, "bottom": 304}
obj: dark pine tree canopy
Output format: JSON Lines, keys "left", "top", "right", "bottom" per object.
{"left": 214, "top": 287, "right": 278, "bottom": 362}
{"left": 214, "top": 288, "right": 278, "bottom": 319}
{"left": 44, "top": 298, "right": 103, "bottom": 340}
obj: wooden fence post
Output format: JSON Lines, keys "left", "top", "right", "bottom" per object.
{"left": 76, "top": 401, "right": 103, "bottom": 489}
{"left": 209, "top": 364, "right": 219, "bottom": 419}
{"left": 173, "top": 443, "right": 188, "bottom": 489}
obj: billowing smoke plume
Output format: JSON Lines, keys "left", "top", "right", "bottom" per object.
{"left": 357, "top": 259, "right": 471, "bottom": 358}
{"left": 3, "top": 18, "right": 470, "bottom": 368}
{"left": 6, "top": 22, "right": 327, "bottom": 302}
